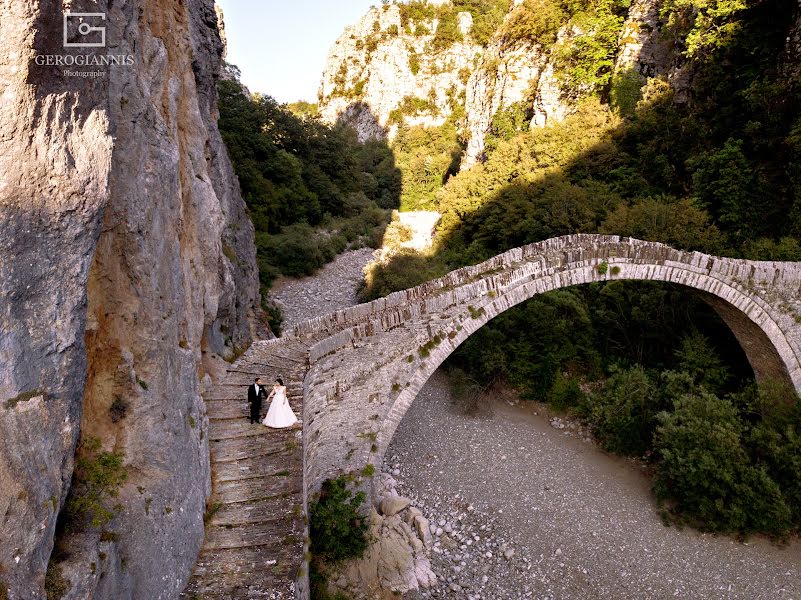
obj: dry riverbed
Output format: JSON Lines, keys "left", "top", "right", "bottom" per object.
{"left": 388, "top": 372, "right": 801, "bottom": 600}
{"left": 270, "top": 247, "right": 801, "bottom": 600}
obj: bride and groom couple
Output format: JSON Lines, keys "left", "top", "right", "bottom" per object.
{"left": 248, "top": 377, "right": 299, "bottom": 429}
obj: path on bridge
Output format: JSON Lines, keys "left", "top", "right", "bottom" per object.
{"left": 183, "top": 339, "right": 310, "bottom": 599}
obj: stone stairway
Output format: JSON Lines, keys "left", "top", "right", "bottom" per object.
{"left": 183, "top": 339, "right": 309, "bottom": 599}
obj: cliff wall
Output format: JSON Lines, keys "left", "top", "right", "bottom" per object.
{"left": 0, "top": 1, "right": 259, "bottom": 597}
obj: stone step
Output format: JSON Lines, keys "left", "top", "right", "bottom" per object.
{"left": 204, "top": 389, "right": 303, "bottom": 404}
{"left": 214, "top": 454, "right": 298, "bottom": 484}
{"left": 188, "top": 545, "right": 299, "bottom": 589}
{"left": 204, "top": 401, "right": 250, "bottom": 420}
{"left": 204, "top": 516, "right": 302, "bottom": 550}
{"left": 214, "top": 474, "right": 301, "bottom": 506}
{"left": 208, "top": 421, "right": 273, "bottom": 442}
{"left": 209, "top": 495, "right": 300, "bottom": 527}
{"left": 221, "top": 372, "right": 306, "bottom": 387}
{"left": 210, "top": 432, "right": 297, "bottom": 464}
{"left": 213, "top": 453, "right": 291, "bottom": 483}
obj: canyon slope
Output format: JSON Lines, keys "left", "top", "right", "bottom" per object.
{"left": 319, "top": 0, "right": 686, "bottom": 168}
{"left": 0, "top": 1, "right": 259, "bottom": 598}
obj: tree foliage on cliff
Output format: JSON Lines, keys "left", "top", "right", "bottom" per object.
{"left": 217, "top": 78, "right": 401, "bottom": 286}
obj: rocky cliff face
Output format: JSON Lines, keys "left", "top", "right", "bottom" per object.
{"left": 319, "top": 0, "right": 686, "bottom": 168}
{"left": 319, "top": 3, "right": 483, "bottom": 142}
{"left": 0, "top": 1, "right": 259, "bottom": 598}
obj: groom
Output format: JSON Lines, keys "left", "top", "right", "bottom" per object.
{"left": 248, "top": 377, "right": 265, "bottom": 424}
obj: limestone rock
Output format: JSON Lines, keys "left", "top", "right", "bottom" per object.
{"left": 318, "top": 4, "right": 484, "bottom": 142}
{"left": 340, "top": 509, "right": 437, "bottom": 595}
{"left": 380, "top": 496, "right": 412, "bottom": 517}
{"left": 319, "top": 0, "right": 701, "bottom": 169}
{"left": 0, "top": 1, "right": 259, "bottom": 597}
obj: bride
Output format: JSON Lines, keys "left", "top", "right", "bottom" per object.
{"left": 262, "top": 378, "right": 299, "bottom": 429}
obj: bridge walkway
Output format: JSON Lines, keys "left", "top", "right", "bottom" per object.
{"left": 183, "top": 338, "right": 309, "bottom": 599}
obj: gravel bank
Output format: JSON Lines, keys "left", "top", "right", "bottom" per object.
{"left": 268, "top": 248, "right": 375, "bottom": 330}
{"left": 387, "top": 372, "right": 801, "bottom": 600}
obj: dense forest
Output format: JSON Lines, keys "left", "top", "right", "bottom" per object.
{"left": 219, "top": 0, "right": 801, "bottom": 537}
{"left": 216, "top": 78, "right": 402, "bottom": 329}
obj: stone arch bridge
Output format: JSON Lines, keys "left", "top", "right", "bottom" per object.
{"left": 185, "top": 234, "right": 801, "bottom": 599}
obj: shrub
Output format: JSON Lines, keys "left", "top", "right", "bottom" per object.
{"left": 109, "top": 396, "right": 129, "bottom": 423}
{"left": 44, "top": 562, "right": 69, "bottom": 600}
{"left": 547, "top": 372, "right": 585, "bottom": 411}
{"left": 360, "top": 251, "right": 447, "bottom": 301}
{"left": 653, "top": 391, "right": 791, "bottom": 534}
{"left": 610, "top": 68, "right": 644, "bottom": 118}
{"left": 5, "top": 389, "right": 43, "bottom": 409}
{"left": 264, "top": 301, "right": 284, "bottom": 336}
{"left": 448, "top": 367, "right": 484, "bottom": 415}
{"left": 588, "top": 365, "right": 659, "bottom": 456}
{"left": 309, "top": 476, "right": 368, "bottom": 562}
{"left": 408, "top": 50, "right": 421, "bottom": 75}
{"left": 64, "top": 437, "right": 127, "bottom": 530}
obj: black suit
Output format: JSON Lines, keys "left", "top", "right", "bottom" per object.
{"left": 248, "top": 384, "right": 263, "bottom": 424}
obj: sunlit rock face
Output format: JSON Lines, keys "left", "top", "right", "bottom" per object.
{"left": 0, "top": 1, "right": 259, "bottom": 597}
{"left": 318, "top": 0, "right": 688, "bottom": 169}
{"left": 318, "top": 3, "right": 483, "bottom": 143}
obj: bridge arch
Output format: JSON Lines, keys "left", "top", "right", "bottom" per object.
{"left": 297, "top": 235, "right": 801, "bottom": 494}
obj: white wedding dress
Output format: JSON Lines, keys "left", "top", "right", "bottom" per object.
{"left": 262, "top": 386, "right": 299, "bottom": 428}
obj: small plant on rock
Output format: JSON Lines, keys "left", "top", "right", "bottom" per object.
{"left": 309, "top": 476, "right": 368, "bottom": 562}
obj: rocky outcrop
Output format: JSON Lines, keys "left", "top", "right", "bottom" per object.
{"left": 0, "top": 1, "right": 258, "bottom": 598}
{"left": 319, "top": 3, "right": 482, "bottom": 142}
{"left": 319, "top": 0, "right": 698, "bottom": 168}
{"left": 613, "top": 0, "right": 692, "bottom": 98}
{"left": 785, "top": 0, "right": 801, "bottom": 78}
{"left": 326, "top": 474, "right": 436, "bottom": 599}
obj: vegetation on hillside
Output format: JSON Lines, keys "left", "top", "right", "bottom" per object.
{"left": 358, "top": 0, "right": 801, "bottom": 536}
{"left": 217, "top": 77, "right": 402, "bottom": 300}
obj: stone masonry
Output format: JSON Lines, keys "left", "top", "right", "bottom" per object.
{"left": 190, "top": 234, "right": 801, "bottom": 599}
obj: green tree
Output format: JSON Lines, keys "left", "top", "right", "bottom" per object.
{"left": 309, "top": 477, "right": 369, "bottom": 562}
{"left": 654, "top": 391, "right": 791, "bottom": 533}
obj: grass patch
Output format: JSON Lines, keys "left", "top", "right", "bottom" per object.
{"left": 99, "top": 530, "right": 118, "bottom": 543}
{"left": 361, "top": 464, "right": 376, "bottom": 477}
{"left": 204, "top": 501, "right": 223, "bottom": 524}
{"left": 64, "top": 437, "right": 127, "bottom": 530}
{"left": 44, "top": 562, "right": 69, "bottom": 600}
{"left": 136, "top": 378, "right": 148, "bottom": 391}
{"left": 468, "top": 305, "right": 485, "bottom": 319}
{"left": 6, "top": 389, "right": 42, "bottom": 409}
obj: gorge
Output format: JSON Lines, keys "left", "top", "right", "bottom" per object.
{"left": 2, "top": 0, "right": 801, "bottom": 598}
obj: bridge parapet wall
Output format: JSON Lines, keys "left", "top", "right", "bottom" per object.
{"left": 296, "top": 236, "right": 801, "bottom": 499}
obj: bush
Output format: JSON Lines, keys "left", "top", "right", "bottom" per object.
{"left": 360, "top": 250, "right": 448, "bottom": 301}
{"left": 547, "top": 372, "right": 585, "bottom": 411}
{"left": 653, "top": 391, "right": 792, "bottom": 534}
{"left": 448, "top": 367, "right": 484, "bottom": 415}
{"left": 109, "top": 396, "right": 129, "bottom": 423}
{"left": 309, "top": 477, "right": 369, "bottom": 562}
{"left": 64, "top": 437, "right": 127, "bottom": 530}
{"left": 587, "top": 365, "right": 659, "bottom": 456}
{"left": 44, "top": 562, "right": 69, "bottom": 600}
{"left": 258, "top": 224, "right": 348, "bottom": 278}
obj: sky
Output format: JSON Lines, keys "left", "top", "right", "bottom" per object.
{"left": 216, "top": 0, "right": 378, "bottom": 103}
